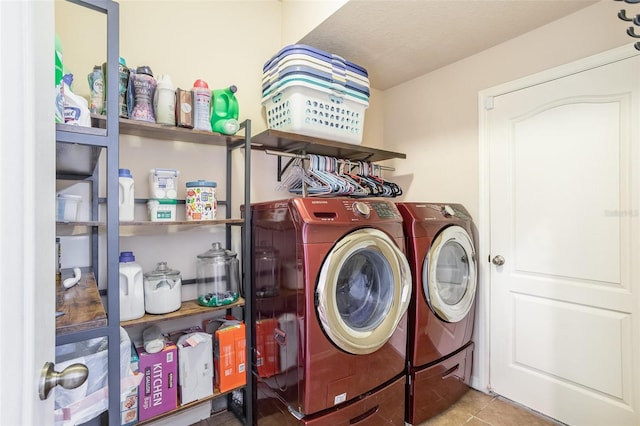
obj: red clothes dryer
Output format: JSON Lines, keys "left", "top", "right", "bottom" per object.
{"left": 396, "top": 202, "right": 478, "bottom": 425}
{"left": 251, "top": 198, "right": 412, "bottom": 424}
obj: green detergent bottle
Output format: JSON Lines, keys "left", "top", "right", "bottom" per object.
{"left": 210, "top": 85, "right": 240, "bottom": 135}
{"left": 55, "top": 34, "right": 64, "bottom": 123}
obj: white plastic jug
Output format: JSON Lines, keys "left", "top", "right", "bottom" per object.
{"left": 154, "top": 75, "right": 176, "bottom": 126}
{"left": 119, "top": 251, "right": 144, "bottom": 321}
{"left": 119, "top": 168, "right": 135, "bottom": 221}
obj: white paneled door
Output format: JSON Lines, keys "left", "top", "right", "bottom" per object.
{"left": 0, "top": 1, "right": 55, "bottom": 424}
{"left": 485, "top": 49, "right": 640, "bottom": 425}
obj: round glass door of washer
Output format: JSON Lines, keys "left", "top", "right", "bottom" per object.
{"left": 316, "top": 228, "right": 411, "bottom": 355}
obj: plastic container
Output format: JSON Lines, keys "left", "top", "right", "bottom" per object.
{"left": 254, "top": 243, "right": 279, "bottom": 298}
{"left": 192, "top": 79, "right": 212, "bottom": 132}
{"left": 143, "top": 261, "right": 182, "bottom": 314}
{"left": 196, "top": 242, "right": 240, "bottom": 307}
{"left": 149, "top": 168, "right": 179, "bottom": 199}
{"left": 130, "top": 66, "right": 157, "bottom": 123}
{"left": 62, "top": 74, "right": 91, "bottom": 127}
{"left": 185, "top": 180, "right": 217, "bottom": 221}
{"left": 119, "top": 251, "right": 144, "bottom": 321}
{"left": 263, "top": 44, "right": 368, "bottom": 78}
{"left": 210, "top": 85, "right": 240, "bottom": 135}
{"left": 118, "top": 57, "right": 130, "bottom": 118}
{"left": 147, "top": 199, "right": 177, "bottom": 222}
{"left": 262, "top": 79, "right": 368, "bottom": 145}
{"left": 87, "top": 65, "right": 104, "bottom": 115}
{"left": 56, "top": 194, "right": 82, "bottom": 221}
{"left": 153, "top": 74, "right": 176, "bottom": 126}
{"left": 118, "top": 168, "right": 135, "bottom": 221}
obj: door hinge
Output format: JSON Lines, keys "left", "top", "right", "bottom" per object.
{"left": 484, "top": 96, "right": 494, "bottom": 110}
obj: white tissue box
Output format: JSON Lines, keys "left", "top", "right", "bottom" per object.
{"left": 177, "top": 332, "right": 214, "bottom": 405}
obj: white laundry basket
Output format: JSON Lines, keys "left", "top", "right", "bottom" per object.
{"left": 262, "top": 79, "right": 369, "bottom": 145}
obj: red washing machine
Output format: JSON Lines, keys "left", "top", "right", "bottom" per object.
{"left": 396, "top": 203, "right": 478, "bottom": 425}
{"left": 251, "top": 198, "right": 412, "bottom": 425}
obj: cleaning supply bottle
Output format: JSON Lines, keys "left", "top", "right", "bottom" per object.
{"left": 55, "top": 34, "right": 64, "bottom": 123}
{"left": 119, "top": 251, "right": 145, "bottom": 321}
{"left": 153, "top": 74, "right": 176, "bottom": 126}
{"left": 192, "top": 79, "right": 212, "bottom": 132}
{"left": 130, "top": 65, "right": 157, "bottom": 123}
{"left": 87, "top": 65, "right": 104, "bottom": 115}
{"left": 210, "top": 85, "right": 240, "bottom": 135}
{"left": 119, "top": 168, "right": 135, "bottom": 221}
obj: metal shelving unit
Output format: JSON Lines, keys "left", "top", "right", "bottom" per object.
{"left": 55, "top": 1, "right": 120, "bottom": 425}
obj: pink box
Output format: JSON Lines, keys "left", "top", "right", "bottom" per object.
{"left": 137, "top": 344, "right": 178, "bottom": 422}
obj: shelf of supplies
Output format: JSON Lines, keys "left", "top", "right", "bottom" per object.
{"left": 252, "top": 129, "right": 406, "bottom": 162}
{"left": 136, "top": 386, "right": 245, "bottom": 426}
{"left": 56, "top": 268, "right": 107, "bottom": 337}
{"left": 120, "top": 297, "right": 245, "bottom": 328}
{"left": 91, "top": 114, "right": 246, "bottom": 147}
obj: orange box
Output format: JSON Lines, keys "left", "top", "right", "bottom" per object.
{"left": 256, "top": 318, "right": 279, "bottom": 378}
{"left": 214, "top": 321, "right": 246, "bottom": 393}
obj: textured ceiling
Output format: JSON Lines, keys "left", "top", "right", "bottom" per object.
{"left": 300, "top": 0, "right": 599, "bottom": 90}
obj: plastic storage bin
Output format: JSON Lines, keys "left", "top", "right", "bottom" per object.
{"left": 54, "top": 328, "right": 140, "bottom": 426}
{"left": 56, "top": 194, "right": 82, "bottom": 222}
{"left": 262, "top": 79, "right": 368, "bottom": 145}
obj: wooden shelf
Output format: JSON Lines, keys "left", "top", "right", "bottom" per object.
{"left": 56, "top": 268, "right": 107, "bottom": 337}
{"left": 119, "top": 219, "right": 245, "bottom": 236}
{"left": 91, "top": 115, "right": 246, "bottom": 146}
{"left": 252, "top": 129, "right": 406, "bottom": 162}
{"left": 120, "top": 298, "right": 245, "bottom": 328}
{"left": 136, "top": 386, "right": 245, "bottom": 425}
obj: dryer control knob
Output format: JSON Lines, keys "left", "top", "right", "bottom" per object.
{"left": 353, "top": 201, "right": 371, "bottom": 218}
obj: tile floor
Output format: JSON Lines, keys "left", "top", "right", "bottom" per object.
{"left": 194, "top": 388, "right": 563, "bottom": 425}
{"left": 419, "top": 389, "right": 563, "bottom": 426}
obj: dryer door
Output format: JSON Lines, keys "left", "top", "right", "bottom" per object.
{"left": 423, "top": 225, "right": 477, "bottom": 322}
{"left": 316, "top": 228, "right": 411, "bottom": 355}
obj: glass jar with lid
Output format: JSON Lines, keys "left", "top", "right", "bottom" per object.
{"left": 143, "top": 261, "right": 182, "bottom": 314}
{"left": 196, "top": 242, "right": 240, "bottom": 307}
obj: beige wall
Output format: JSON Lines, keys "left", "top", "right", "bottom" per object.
{"left": 384, "top": 0, "right": 629, "bottom": 222}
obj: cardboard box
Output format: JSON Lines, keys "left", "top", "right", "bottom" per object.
{"left": 121, "top": 343, "right": 140, "bottom": 426}
{"left": 137, "top": 343, "right": 178, "bottom": 422}
{"left": 213, "top": 320, "right": 246, "bottom": 393}
{"left": 256, "top": 318, "right": 279, "bottom": 378}
{"left": 176, "top": 88, "right": 193, "bottom": 128}
{"left": 177, "top": 332, "right": 214, "bottom": 405}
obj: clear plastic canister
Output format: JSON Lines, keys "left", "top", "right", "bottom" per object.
{"left": 143, "top": 261, "right": 182, "bottom": 314}
{"left": 196, "top": 242, "right": 240, "bottom": 307}
{"left": 255, "top": 242, "right": 279, "bottom": 298}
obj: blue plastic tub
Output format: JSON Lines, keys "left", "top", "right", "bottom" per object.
{"left": 263, "top": 44, "right": 368, "bottom": 78}
{"left": 262, "top": 64, "right": 370, "bottom": 98}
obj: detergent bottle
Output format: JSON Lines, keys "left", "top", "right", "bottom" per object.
{"left": 210, "top": 85, "right": 239, "bottom": 135}
{"left": 192, "top": 79, "right": 212, "bottom": 132}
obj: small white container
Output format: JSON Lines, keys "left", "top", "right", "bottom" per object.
{"left": 119, "top": 168, "right": 135, "bottom": 222}
{"left": 147, "top": 199, "right": 177, "bottom": 222}
{"left": 56, "top": 194, "right": 82, "bottom": 221}
{"left": 149, "top": 168, "right": 179, "bottom": 200}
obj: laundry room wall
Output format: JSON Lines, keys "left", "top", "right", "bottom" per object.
{"left": 382, "top": 0, "right": 629, "bottom": 389}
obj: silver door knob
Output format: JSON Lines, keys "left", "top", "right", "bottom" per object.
{"left": 492, "top": 255, "right": 505, "bottom": 266}
{"left": 39, "top": 361, "right": 88, "bottom": 400}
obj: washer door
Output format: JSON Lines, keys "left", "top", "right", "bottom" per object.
{"left": 423, "top": 225, "right": 477, "bottom": 323}
{"left": 316, "top": 228, "right": 411, "bottom": 355}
